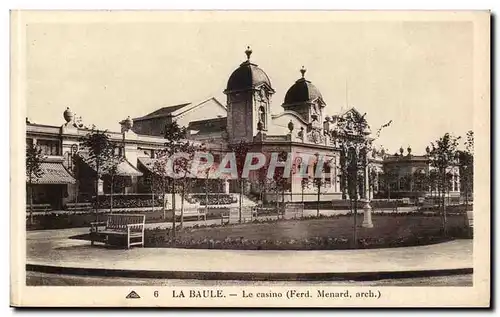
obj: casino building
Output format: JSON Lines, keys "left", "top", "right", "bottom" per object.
{"left": 25, "top": 47, "right": 460, "bottom": 211}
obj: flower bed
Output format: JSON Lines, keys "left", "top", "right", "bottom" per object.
{"left": 93, "top": 194, "right": 164, "bottom": 209}
{"left": 191, "top": 194, "right": 237, "bottom": 206}
{"left": 144, "top": 214, "right": 471, "bottom": 250}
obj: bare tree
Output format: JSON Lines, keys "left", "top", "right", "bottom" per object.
{"left": 26, "top": 143, "right": 45, "bottom": 225}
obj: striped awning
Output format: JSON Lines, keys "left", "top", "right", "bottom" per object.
{"left": 115, "top": 160, "right": 143, "bottom": 177}
{"left": 28, "top": 162, "right": 76, "bottom": 184}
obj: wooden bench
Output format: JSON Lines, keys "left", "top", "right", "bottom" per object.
{"left": 221, "top": 207, "right": 254, "bottom": 225}
{"left": 283, "top": 203, "right": 304, "bottom": 219}
{"left": 65, "top": 202, "right": 92, "bottom": 213}
{"left": 175, "top": 208, "right": 207, "bottom": 221}
{"left": 90, "top": 214, "right": 145, "bottom": 249}
{"left": 26, "top": 203, "right": 52, "bottom": 212}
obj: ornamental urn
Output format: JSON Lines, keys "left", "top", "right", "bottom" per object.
{"left": 63, "top": 107, "right": 74, "bottom": 123}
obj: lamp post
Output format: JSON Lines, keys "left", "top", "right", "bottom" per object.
{"left": 119, "top": 116, "right": 133, "bottom": 196}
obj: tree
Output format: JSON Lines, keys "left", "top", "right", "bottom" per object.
{"left": 300, "top": 175, "right": 311, "bottom": 204}
{"left": 104, "top": 152, "right": 125, "bottom": 213}
{"left": 270, "top": 151, "right": 289, "bottom": 213}
{"left": 174, "top": 141, "right": 201, "bottom": 229}
{"left": 228, "top": 141, "right": 252, "bottom": 223}
{"left": 311, "top": 155, "right": 333, "bottom": 217}
{"left": 80, "top": 128, "right": 115, "bottom": 222}
{"left": 256, "top": 162, "right": 271, "bottom": 205}
{"left": 413, "top": 169, "right": 429, "bottom": 201}
{"left": 380, "top": 168, "right": 398, "bottom": 199}
{"left": 428, "top": 133, "right": 461, "bottom": 235}
{"left": 459, "top": 130, "right": 474, "bottom": 210}
{"left": 368, "top": 168, "right": 378, "bottom": 200}
{"left": 151, "top": 156, "right": 170, "bottom": 220}
{"left": 26, "top": 143, "right": 45, "bottom": 225}
{"left": 157, "top": 121, "right": 188, "bottom": 237}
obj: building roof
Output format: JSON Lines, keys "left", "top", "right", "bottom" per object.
{"left": 283, "top": 68, "right": 323, "bottom": 106}
{"left": 78, "top": 152, "right": 143, "bottom": 177}
{"left": 187, "top": 117, "right": 227, "bottom": 134}
{"left": 28, "top": 161, "right": 76, "bottom": 184}
{"left": 224, "top": 48, "right": 273, "bottom": 93}
{"left": 133, "top": 103, "right": 191, "bottom": 121}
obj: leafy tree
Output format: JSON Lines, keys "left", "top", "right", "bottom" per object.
{"left": 380, "top": 168, "right": 398, "bottom": 199}
{"left": 428, "top": 133, "right": 461, "bottom": 235}
{"left": 269, "top": 151, "right": 289, "bottom": 213}
{"left": 79, "top": 128, "right": 115, "bottom": 222}
{"left": 256, "top": 162, "right": 271, "bottom": 205}
{"left": 413, "top": 170, "right": 428, "bottom": 193}
{"left": 311, "top": 155, "right": 333, "bottom": 217}
{"left": 26, "top": 143, "right": 45, "bottom": 225}
{"left": 368, "top": 168, "right": 378, "bottom": 200}
{"left": 174, "top": 141, "right": 202, "bottom": 229}
{"left": 156, "top": 121, "right": 188, "bottom": 236}
{"left": 459, "top": 130, "right": 474, "bottom": 209}
{"left": 103, "top": 152, "right": 125, "bottom": 213}
{"left": 228, "top": 141, "right": 252, "bottom": 223}
{"left": 300, "top": 175, "right": 311, "bottom": 204}
{"left": 151, "top": 156, "right": 170, "bottom": 220}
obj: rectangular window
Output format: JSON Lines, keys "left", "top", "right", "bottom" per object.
{"left": 37, "top": 139, "right": 60, "bottom": 156}
{"left": 324, "top": 164, "right": 331, "bottom": 187}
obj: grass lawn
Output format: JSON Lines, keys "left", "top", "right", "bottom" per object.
{"left": 144, "top": 214, "right": 471, "bottom": 250}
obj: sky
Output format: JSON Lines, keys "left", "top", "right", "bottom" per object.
{"left": 25, "top": 14, "right": 473, "bottom": 154}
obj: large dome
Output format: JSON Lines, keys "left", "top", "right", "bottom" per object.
{"left": 283, "top": 67, "right": 323, "bottom": 106}
{"left": 224, "top": 47, "right": 273, "bottom": 93}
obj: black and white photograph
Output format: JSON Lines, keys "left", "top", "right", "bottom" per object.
{"left": 10, "top": 10, "right": 490, "bottom": 307}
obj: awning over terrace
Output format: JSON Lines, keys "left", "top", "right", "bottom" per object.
{"left": 78, "top": 153, "right": 143, "bottom": 177}
{"left": 27, "top": 160, "right": 76, "bottom": 184}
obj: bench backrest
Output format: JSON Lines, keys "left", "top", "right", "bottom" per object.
{"left": 106, "top": 214, "right": 145, "bottom": 231}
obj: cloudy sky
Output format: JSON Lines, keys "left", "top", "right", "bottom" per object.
{"left": 25, "top": 12, "right": 474, "bottom": 153}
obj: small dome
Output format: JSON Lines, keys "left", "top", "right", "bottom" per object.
{"left": 224, "top": 47, "right": 273, "bottom": 93}
{"left": 283, "top": 66, "right": 323, "bottom": 106}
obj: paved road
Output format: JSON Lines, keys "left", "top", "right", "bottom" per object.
{"left": 26, "top": 271, "right": 473, "bottom": 287}
{"left": 27, "top": 225, "right": 472, "bottom": 274}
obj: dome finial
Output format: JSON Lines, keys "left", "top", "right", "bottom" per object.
{"left": 300, "top": 66, "right": 306, "bottom": 78}
{"left": 245, "top": 46, "right": 252, "bottom": 60}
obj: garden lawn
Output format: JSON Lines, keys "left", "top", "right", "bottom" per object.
{"left": 145, "top": 214, "right": 471, "bottom": 250}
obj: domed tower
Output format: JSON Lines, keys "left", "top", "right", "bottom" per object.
{"left": 224, "top": 47, "right": 275, "bottom": 142}
{"left": 282, "top": 66, "right": 326, "bottom": 126}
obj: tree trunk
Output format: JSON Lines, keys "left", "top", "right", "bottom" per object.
{"left": 180, "top": 182, "right": 185, "bottom": 229}
{"left": 441, "top": 172, "right": 447, "bottom": 236}
{"left": 162, "top": 192, "right": 166, "bottom": 219}
{"left": 205, "top": 176, "right": 209, "bottom": 219}
{"left": 239, "top": 179, "right": 243, "bottom": 224}
{"left": 353, "top": 188, "right": 358, "bottom": 249}
{"left": 110, "top": 175, "right": 114, "bottom": 213}
{"left": 151, "top": 177, "right": 155, "bottom": 213}
{"left": 28, "top": 183, "right": 33, "bottom": 227}
{"left": 94, "top": 173, "right": 99, "bottom": 223}
{"left": 316, "top": 184, "right": 320, "bottom": 217}
{"left": 172, "top": 178, "right": 176, "bottom": 237}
